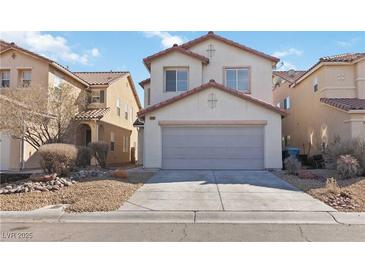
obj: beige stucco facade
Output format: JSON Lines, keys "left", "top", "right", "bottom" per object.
{"left": 139, "top": 32, "right": 283, "bottom": 170}
{"left": 0, "top": 42, "right": 141, "bottom": 170}
{"left": 273, "top": 58, "right": 365, "bottom": 155}
{"left": 143, "top": 87, "right": 282, "bottom": 169}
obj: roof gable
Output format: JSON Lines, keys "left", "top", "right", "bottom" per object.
{"left": 181, "top": 32, "right": 279, "bottom": 63}
{"left": 143, "top": 44, "right": 209, "bottom": 70}
{"left": 73, "top": 71, "right": 128, "bottom": 85}
{"left": 138, "top": 79, "right": 287, "bottom": 117}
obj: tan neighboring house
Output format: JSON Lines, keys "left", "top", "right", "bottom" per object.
{"left": 273, "top": 53, "right": 365, "bottom": 156}
{"left": 137, "top": 31, "right": 286, "bottom": 170}
{"left": 0, "top": 40, "right": 141, "bottom": 170}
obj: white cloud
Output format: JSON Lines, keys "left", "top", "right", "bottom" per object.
{"left": 336, "top": 38, "right": 359, "bottom": 48}
{"left": 0, "top": 31, "right": 100, "bottom": 65}
{"left": 272, "top": 48, "right": 303, "bottom": 58}
{"left": 90, "top": 48, "right": 100, "bottom": 57}
{"left": 144, "top": 31, "right": 185, "bottom": 49}
{"left": 276, "top": 61, "right": 297, "bottom": 71}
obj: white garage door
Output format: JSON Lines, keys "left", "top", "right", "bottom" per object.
{"left": 162, "top": 126, "right": 265, "bottom": 170}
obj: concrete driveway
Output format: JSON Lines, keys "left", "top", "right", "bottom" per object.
{"left": 119, "top": 170, "right": 334, "bottom": 212}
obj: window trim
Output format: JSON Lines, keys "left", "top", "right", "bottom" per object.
{"left": 223, "top": 66, "right": 251, "bottom": 93}
{"left": 313, "top": 77, "right": 319, "bottom": 93}
{"left": 163, "top": 67, "right": 189, "bottom": 92}
{"left": 122, "top": 135, "right": 129, "bottom": 153}
{"left": 124, "top": 103, "right": 129, "bottom": 120}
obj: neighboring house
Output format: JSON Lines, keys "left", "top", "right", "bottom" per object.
{"left": 137, "top": 31, "right": 286, "bottom": 170}
{"left": 273, "top": 53, "right": 365, "bottom": 156}
{"left": 74, "top": 72, "right": 141, "bottom": 166}
{"left": 0, "top": 40, "right": 141, "bottom": 170}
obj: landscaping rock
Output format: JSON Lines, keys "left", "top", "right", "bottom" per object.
{"left": 111, "top": 169, "right": 128, "bottom": 179}
{"left": 0, "top": 175, "right": 76, "bottom": 195}
{"left": 30, "top": 173, "right": 57, "bottom": 182}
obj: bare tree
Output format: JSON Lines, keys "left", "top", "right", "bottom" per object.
{"left": 0, "top": 83, "right": 86, "bottom": 150}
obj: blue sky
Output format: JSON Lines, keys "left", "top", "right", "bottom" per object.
{"left": 1, "top": 31, "right": 364, "bottom": 101}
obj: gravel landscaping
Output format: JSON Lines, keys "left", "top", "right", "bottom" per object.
{"left": 273, "top": 169, "right": 365, "bottom": 212}
{"left": 0, "top": 179, "right": 142, "bottom": 212}
{"left": 0, "top": 167, "right": 153, "bottom": 212}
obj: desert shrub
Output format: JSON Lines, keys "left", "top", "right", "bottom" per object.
{"left": 38, "top": 143, "right": 78, "bottom": 176}
{"left": 284, "top": 155, "right": 302, "bottom": 175}
{"left": 325, "top": 177, "right": 340, "bottom": 194}
{"left": 88, "top": 141, "right": 109, "bottom": 168}
{"left": 76, "top": 146, "right": 92, "bottom": 168}
{"left": 325, "top": 137, "right": 365, "bottom": 172}
{"left": 336, "top": 154, "right": 361, "bottom": 179}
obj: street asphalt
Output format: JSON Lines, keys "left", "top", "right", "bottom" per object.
{"left": 1, "top": 222, "right": 365, "bottom": 241}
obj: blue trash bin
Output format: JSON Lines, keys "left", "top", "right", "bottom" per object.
{"left": 283, "top": 147, "right": 300, "bottom": 159}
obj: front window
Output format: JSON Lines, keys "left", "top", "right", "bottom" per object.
{"left": 19, "top": 70, "right": 31, "bottom": 87}
{"left": 0, "top": 70, "right": 10, "bottom": 88}
{"left": 165, "top": 68, "right": 188, "bottom": 92}
{"left": 91, "top": 90, "right": 105, "bottom": 103}
{"left": 225, "top": 68, "right": 249, "bottom": 92}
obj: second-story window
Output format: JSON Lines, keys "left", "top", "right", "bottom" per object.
{"left": 165, "top": 68, "right": 188, "bottom": 92}
{"left": 313, "top": 77, "right": 319, "bottom": 92}
{"left": 125, "top": 103, "right": 129, "bottom": 120}
{"left": 116, "top": 97, "right": 121, "bottom": 116}
{"left": 0, "top": 70, "right": 10, "bottom": 88}
{"left": 19, "top": 69, "right": 31, "bottom": 88}
{"left": 284, "top": 97, "right": 291, "bottom": 110}
{"left": 225, "top": 68, "right": 249, "bottom": 93}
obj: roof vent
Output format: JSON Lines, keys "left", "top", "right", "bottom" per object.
{"left": 208, "top": 31, "right": 214, "bottom": 35}
{"left": 209, "top": 79, "right": 215, "bottom": 83}
{"left": 173, "top": 43, "right": 178, "bottom": 47}
{"left": 10, "top": 42, "right": 15, "bottom": 45}
{"left": 287, "top": 69, "right": 296, "bottom": 77}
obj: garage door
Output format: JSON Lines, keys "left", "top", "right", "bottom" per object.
{"left": 162, "top": 126, "right": 264, "bottom": 170}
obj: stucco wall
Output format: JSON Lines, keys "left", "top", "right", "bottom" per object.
{"left": 190, "top": 39, "right": 274, "bottom": 103}
{"left": 356, "top": 59, "right": 365, "bottom": 99}
{"left": 104, "top": 76, "right": 139, "bottom": 160}
{"left": 143, "top": 87, "right": 282, "bottom": 169}
{"left": 273, "top": 67, "right": 356, "bottom": 155}
{"left": 148, "top": 38, "right": 275, "bottom": 106}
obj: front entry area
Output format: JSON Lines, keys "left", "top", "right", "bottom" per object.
{"left": 161, "top": 126, "right": 265, "bottom": 170}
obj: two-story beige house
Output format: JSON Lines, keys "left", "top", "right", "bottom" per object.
{"left": 0, "top": 40, "right": 141, "bottom": 170}
{"left": 137, "top": 32, "right": 286, "bottom": 170}
{"left": 273, "top": 53, "right": 365, "bottom": 156}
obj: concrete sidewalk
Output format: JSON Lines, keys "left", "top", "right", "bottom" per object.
{"left": 1, "top": 206, "right": 365, "bottom": 225}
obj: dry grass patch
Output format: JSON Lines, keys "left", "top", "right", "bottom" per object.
{"left": 273, "top": 170, "right": 365, "bottom": 212}
{"left": 0, "top": 179, "right": 142, "bottom": 212}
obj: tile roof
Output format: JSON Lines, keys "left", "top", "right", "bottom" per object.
{"left": 181, "top": 31, "right": 279, "bottom": 63}
{"left": 75, "top": 108, "right": 110, "bottom": 120}
{"left": 320, "top": 53, "right": 365, "bottom": 63}
{"left": 139, "top": 78, "right": 150, "bottom": 88}
{"left": 293, "top": 53, "right": 365, "bottom": 86}
{"left": 138, "top": 79, "right": 287, "bottom": 118}
{"left": 273, "top": 70, "right": 306, "bottom": 84}
{"left": 73, "top": 71, "right": 129, "bottom": 85}
{"left": 143, "top": 44, "right": 209, "bottom": 70}
{"left": 320, "top": 98, "right": 365, "bottom": 111}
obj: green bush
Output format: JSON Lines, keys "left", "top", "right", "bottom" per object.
{"left": 76, "top": 146, "right": 92, "bottom": 168}
{"left": 284, "top": 155, "right": 302, "bottom": 175}
{"left": 88, "top": 141, "right": 109, "bottom": 168}
{"left": 38, "top": 143, "right": 78, "bottom": 176}
{"left": 336, "top": 154, "right": 361, "bottom": 179}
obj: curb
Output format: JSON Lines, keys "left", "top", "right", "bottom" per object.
{"left": 2, "top": 210, "right": 365, "bottom": 224}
